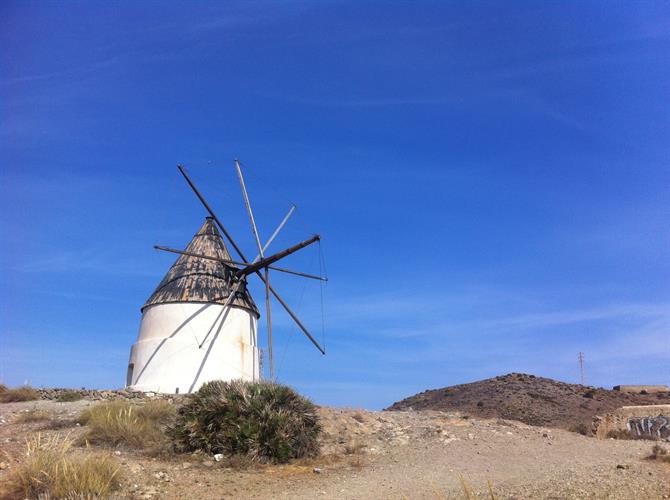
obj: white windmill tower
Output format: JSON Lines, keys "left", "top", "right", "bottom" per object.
{"left": 126, "top": 161, "right": 326, "bottom": 394}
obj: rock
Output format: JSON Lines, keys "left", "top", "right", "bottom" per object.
{"left": 616, "top": 464, "right": 630, "bottom": 470}
{"left": 153, "top": 471, "right": 170, "bottom": 481}
{"left": 213, "top": 453, "right": 224, "bottom": 462}
{"left": 0, "top": 462, "right": 8, "bottom": 470}
{"left": 313, "top": 467, "right": 322, "bottom": 474}
{"left": 114, "top": 450, "right": 122, "bottom": 456}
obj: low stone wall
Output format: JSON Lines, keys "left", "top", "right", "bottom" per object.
{"left": 594, "top": 405, "right": 670, "bottom": 441}
{"left": 37, "top": 388, "right": 183, "bottom": 401}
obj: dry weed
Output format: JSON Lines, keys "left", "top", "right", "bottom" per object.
{"left": 13, "top": 409, "right": 54, "bottom": 424}
{"left": 4, "top": 433, "right": 121, "bottom": 499}
{"left": 0, "top": 386, "right": 39, "bottom": 403}
{"left": 457, "top": 474, "right": 497, "bottom": 500}
{"left": 78, "top": 400, "right": 175, "bottom": 450}
{"left": 648, "top": 444, "right": 670, "bottom": 464}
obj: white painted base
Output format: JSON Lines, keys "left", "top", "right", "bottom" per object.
{"left": 126, "top": 303, "right": 259, "bottom": 394}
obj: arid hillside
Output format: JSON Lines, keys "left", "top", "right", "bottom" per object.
{"left": 386, "top": 373, "right": 670, "bottom": 432}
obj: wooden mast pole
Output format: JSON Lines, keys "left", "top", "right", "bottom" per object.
{"left": 235, "top": 159, "right": 274, "bottom": 382}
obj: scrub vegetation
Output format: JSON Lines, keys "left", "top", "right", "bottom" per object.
{"left": 56, "top": 390, "right": 83, "bottom": 402}
{"left": 169, "top": 380, "right": 322, "bottom": 463}
{"left": 0, "top": 386, "right": 40, "bottom": 403}
{"left": 4, "top": 433, "right": 122, "bottom": 499}
{"left": 77, "top": 399, "right": 175, "bottom": 450}
{"left": 13, "top": 408, "right": 54, "bottom": 424}
{"left": 648, "top": 444, "right": 670, "bottom": 464}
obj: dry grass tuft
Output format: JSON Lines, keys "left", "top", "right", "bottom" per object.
{"left": 0, "top": 386, "right": 40, "bottom": 403}
{"left": 456, "top": 475, "right": 497, "bottom": 500}
{"left": 648, "top": 444, "right": 670, "bottom": 463}
{"left": 344, "top": 440, "right": 366, "bottom": 455}
{"left": 0, "top": 383, "right": 8, "bottom": 393}
{"left": 568, "top": 422, "right": 592, "bottom": 436}
{"left": 5, "top": 433, "right": 121, "bottom": 499}
{"left": 78, "top": 400, "right": 175, "bottom": 450}
{"left": 13, "top": 408, "right": 54, "bottom": 424}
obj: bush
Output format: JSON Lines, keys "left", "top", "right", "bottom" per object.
{"left": 569, "top": 422, "right": 591, "bottom": 436}
{"left": 649, "top": 444, "right": 670, "bottom": 463}
{"left": 78, "top": 400, "right": 175, "bottom": 449}
{"left": 56, "top": 390, "right": 83, "bottom": 402}
{"left": 0, "top": 383, "right": 8, "bottom": 393}
{"left": 169, "top": 380, "right": 321, "bottom": 463}
{"left": 5, "top": 433, "right": 121, "bottom": 499}
{"left": 14, "top": 408, "right": 54, "bottom": 424}
{"left": 0, "top": 386, "right": 40, "bottom": 403}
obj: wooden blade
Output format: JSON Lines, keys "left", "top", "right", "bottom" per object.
{"left": 177, "top": 164, "right": 326, "bottom": 355}
{"left": 235, "top": 159, "right": 265, "bottom": 257}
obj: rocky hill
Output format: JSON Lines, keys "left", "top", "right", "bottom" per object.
{"left": 385, "top": 373, "right": 670, "bottom": 432}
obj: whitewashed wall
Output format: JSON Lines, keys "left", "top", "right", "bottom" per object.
{"left": 127, "top": 302, "right": 259, "bottom": 394}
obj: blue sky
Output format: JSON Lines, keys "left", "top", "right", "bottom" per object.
{"left": 1, "top": 1, "right": 669, "bottom": 409}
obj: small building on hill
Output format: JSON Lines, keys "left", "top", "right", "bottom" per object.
{"left": 613, "top": 385, "right": 669, "bottom": 394}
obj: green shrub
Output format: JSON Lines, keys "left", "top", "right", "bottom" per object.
{"left": 0, "top": 385, "right": 40, "bottom": 403}
{"left": 78, "top": 400, "right": 175, "bottom": 449}
{"left": 56, "top": 390, "right": 83, "bottom": 402}
{"left": 169, "top": 380, "right": 321, "bottom": 463}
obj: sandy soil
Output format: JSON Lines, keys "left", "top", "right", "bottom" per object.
{"left": 1, "top": 400, "right": 669, "bottom": 499}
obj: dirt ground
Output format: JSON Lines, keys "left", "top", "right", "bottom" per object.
{"left": 1, "top": 399, "right": 669, "bottom": 499}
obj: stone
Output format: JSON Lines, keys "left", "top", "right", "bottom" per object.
{"left": 153, "top": 471, "right": 170, "bottom": 481}
{"left": 313, "top": 467, "right": 322, "bottom": 474}
{"left": 214, "top": 453, "right": 224, "bottom": 462}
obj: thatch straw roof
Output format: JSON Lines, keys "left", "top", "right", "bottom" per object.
{"left": 142, "top": 217, "right": 259, "bottom": 316}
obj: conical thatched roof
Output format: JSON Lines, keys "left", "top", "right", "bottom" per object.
{"left": 142, "top": 217, "right": 259, "bottom": 316}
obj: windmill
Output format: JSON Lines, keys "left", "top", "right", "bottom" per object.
{"left": 126, "top": 161, "right": 326, "bottom": 393}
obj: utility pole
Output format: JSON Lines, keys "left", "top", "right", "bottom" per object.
{"left": 578, "top": 352, "right": 585, "bottom": 385}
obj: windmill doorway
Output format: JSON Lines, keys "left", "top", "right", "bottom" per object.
{"left": 126, "top": 363, "right": 134, "bottom": 386}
